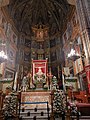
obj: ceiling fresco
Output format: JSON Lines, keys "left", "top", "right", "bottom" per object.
{"left": 7, "top": 0, "right": 74, "bottom": 36}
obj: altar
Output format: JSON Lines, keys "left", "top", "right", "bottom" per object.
{"left": 21, "top": 59, "right": 52, "bottom": 109}
{"left": 21, "top": 91, "right": 51, "bottom": 109}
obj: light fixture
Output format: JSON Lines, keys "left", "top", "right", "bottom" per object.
{"left": 67, "top": 48, "right": 80, "bottom": 61}
{"left": 0, "top": 50, "right": 8, "bottom": 63}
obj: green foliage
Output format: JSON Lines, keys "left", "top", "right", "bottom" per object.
{"left": 2, "top": 91, "right": 17, "bottom": 117}
{"left": 34, "top": 73, "right": 46, "bottom": 84}
{"left": 52, "top": 76, "right": 58, "bottom": 90}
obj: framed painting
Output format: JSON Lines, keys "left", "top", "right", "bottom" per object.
{"left": 65, "top": 77, "right": 78, "bottom": 91}
{"left": 4, "top": 69, "right": 15, "bottom": 79}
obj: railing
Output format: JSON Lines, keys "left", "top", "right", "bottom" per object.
{"left": 19, "top": 101, "right": 50, "bottom": 120}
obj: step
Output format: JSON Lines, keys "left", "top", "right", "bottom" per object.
{"left": 18, "top": 108, "right": 51, "bottom": 113}
{"left": 71, "top": 116, "right": 90, "bottom": 120}
{"left": 19, "top": 109, "right": 51, "bottom": 112}
{"left": 20, "top": 111, "right": 50, "bottom": 116}
{"left": 21, "top": 116, "right": 49, "bottom": 120}
{"left": 18, "top": 107, "right": 51, "bottom": 120}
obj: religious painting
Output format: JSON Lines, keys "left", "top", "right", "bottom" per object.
{"left": 56, "top": 48, "right": 61, "bottom": 60}
{"left": 6, "top": 45, "right": 16, "bottom": 69}
{"left": 73, "top": 57, "right": 83, "bottom": 75}
{"left": 56, "top": 37, "right": 60, "bottom": 45}
{"left": 63, "top": 31, "right": 67, "bottom": 44}
{"left": 24, "top": 52, "right": 31, "bottom": 62}
{"left": 20, "top": 35, "right": 25, "bottom": 45}
{"left": 65, "top": 77, "right": 78, "bottom": 91}
{"left": 0, "top": 10, "right": 2, "bottom": 24}
{"left": 31, "top": 40, "right": 37, "bottom": 48}
{"left": 23, "top": 66, "right": 29, "bottom": 76}
{"left": 44, "top": 40, "right": 50, "bottom": 48}
{"left": 6, "top": 23, "right": 12, "bottom": 39}
{"left": 82, "top": 76, "right": 88, "bottom": 91}
{"left": 63, "top": 67, "right": 70, "bottom": 77}
{"left": 12, "top": 33, "right": 17, "bottom": 45}
{"left": 50, "top": 38, "right": 56, "bottom": 48}
{"left": 37, "top": 42, "right": 44, "bottom": 49}
{"left": 5, "top": 69, "right": 14, "bottom": 79}
{"left": 19, "top": 50, "right": 24, "bottom": 60}
{"left": 72, "top": 13, "right": 77, "bottom": 27}
{"left": 50, "top": 51, "right": 57, "bottom": 62}
{"left": 1, "top": 16, "right": 7, "bottom": 33}
{"left": 74, "top": 37, "right": 82, "bottom": 55}
{"left": 67, "top": 22, "right": 73, "bottom": 39}
{"left": 25, "top": 38, "right": 31, "bottom": 48}
{"left": 50, "top": 23, "right": 57, "bottom": 35}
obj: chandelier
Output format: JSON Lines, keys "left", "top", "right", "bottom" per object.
{"left": 0, "top": 40, "right": 8, "bottom": 63}
{"left": 32, "top": 24, "right": 49, "bottom": 41}
{"left": 67, "top": 48, "right": 80, "bottom": 61}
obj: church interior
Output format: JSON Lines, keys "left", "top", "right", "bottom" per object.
{"left": 0, "top": 0, "right": 90, "bottom": 120}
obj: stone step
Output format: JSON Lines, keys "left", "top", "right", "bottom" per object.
{"left": 71, "top": 116, "right": 90, "bottom": 120}
{"left": 20, "top": 111, "right": 50, "bottom": 116}
{"left": 18, "top": 108, "right": 51, "bottom": 113}
{"left": 21, "top": 116, "right": 49, "bottom": 120}
{"left": 19, "top": 108, "right": 51, "bottom": 119}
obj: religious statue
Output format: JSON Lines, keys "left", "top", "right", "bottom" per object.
{"left": 34, "top": 67, "right": 46, "bottom": 89}
{"left": 21, "top": 75, "right": 29, "bottom": 91}
{"left": 6, "top": 23, "right": 11, "bottom": 39}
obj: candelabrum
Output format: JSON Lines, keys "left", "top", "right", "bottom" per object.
{"left": 47, "top": 69, "right": 53, "bottom": 90}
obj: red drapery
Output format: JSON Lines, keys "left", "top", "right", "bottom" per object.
{"left": 85, "top": 65, "right": 90, "bottom": 93}
{"left": 32, "top": 60, "right": 48, "bottom": 81}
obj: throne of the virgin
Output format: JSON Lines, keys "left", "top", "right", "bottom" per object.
{"left": 31, "top": 59, "right": 48, "bottom": 90}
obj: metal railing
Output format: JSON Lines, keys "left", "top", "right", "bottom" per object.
{"left": 19, "top": 101, "right": 50, "bottom": 120}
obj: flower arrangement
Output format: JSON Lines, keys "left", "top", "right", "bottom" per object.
{"left": 34, "top": 73, "right": 46, "bottom": 84}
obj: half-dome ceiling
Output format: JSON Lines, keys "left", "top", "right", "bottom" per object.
{"left": 7, "top": 0, "right": 74, "bottom": 36}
